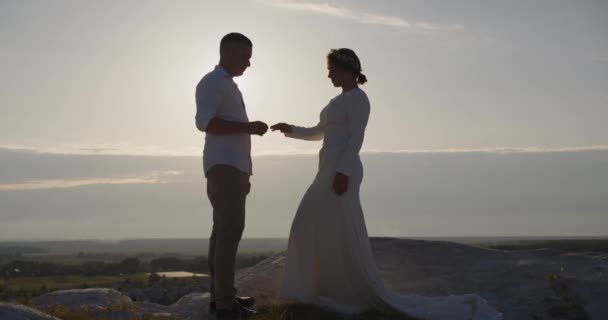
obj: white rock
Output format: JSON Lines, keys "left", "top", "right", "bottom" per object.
{"left": 136, "top": 292, "right": 212, "bottom": 320}
{"left": 31, "top": 288, "right": 133, "bottom": 311}
{"left": 0, "top": 303, "right": 60, "bottom": 320}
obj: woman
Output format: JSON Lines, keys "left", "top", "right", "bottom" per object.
{"left": 270, "top": 48, "right": 501, "bottom": 320}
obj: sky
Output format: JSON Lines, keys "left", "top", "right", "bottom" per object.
{"left": 1, "top": 0, "right": 607, "bottom": 155}
{"left": 0, "top": 1, "right": 607, "bottom": 239}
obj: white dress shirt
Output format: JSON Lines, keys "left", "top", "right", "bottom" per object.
{"left": 195, "top": 65, "right": 252, "bottom": 176}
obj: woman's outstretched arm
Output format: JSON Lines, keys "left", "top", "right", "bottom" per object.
{"left": 271, "top": 118, "right": 324, "bottom": 141}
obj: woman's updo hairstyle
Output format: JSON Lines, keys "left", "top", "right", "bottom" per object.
{"left": 327, "top": 48, "right": 368, "bottom": 85}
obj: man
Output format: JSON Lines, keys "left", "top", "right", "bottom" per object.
{"left": 195, "top": 32, "right": 267, "bottom": 320}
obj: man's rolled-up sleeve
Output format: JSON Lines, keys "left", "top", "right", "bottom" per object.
{"left": 195, "top": 77, "right": 223, "bottom": 132}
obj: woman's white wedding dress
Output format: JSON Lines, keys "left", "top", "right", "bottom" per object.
{"left": 278, "top": 88, "right": 502, "bottom": 320}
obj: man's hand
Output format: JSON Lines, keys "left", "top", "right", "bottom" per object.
{"left": 205, "top": 118, "right": 267, "bottom": 136}
{"left": 248, "top": 121, "right": 268, "bottom": 136}
{"left": 333, "top": 172, "right": 349, "bottom": 196}
{"left": 270, "top": 123, "right": 293, "bottom": 134}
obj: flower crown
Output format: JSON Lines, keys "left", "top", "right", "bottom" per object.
{"left": 330, "top": 49, "right": 361, "bottom": 71}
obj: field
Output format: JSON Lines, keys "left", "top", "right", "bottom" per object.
{"left": 0, "top": 273, "right": 148, "bottom": 293}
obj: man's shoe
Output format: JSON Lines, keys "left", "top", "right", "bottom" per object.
{"left": 236, "top": 296, "right": 256, "bottom": 308}
{"left": 214, "top": 303, "right": 257, "bottom": 320}
{"left": 209, "top": 296, "right": 256, "bottom": 314}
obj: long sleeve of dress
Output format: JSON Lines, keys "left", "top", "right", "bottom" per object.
{"left": 285, "top": 116, "right": 324, "bottom": 141}
{"left": 335, "top": 94, "right": 370, "bottom": 176}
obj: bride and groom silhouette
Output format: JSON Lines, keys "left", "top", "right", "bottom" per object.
{"left": 195, "top": 32, "right": 502, "bottom": 320}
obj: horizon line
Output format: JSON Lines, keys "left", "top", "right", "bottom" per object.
{"left": 2, "top": 144, "right": 608, "bottom": 157}
{"left": 1, "top": 235, "right": 607, "bottom": 243}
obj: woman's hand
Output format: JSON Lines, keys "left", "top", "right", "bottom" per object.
{"left": 333, "top": 172, "right": 349, "bottom": 195}
{"left": 270, "top": 123, "right": 293, "bottom": 134}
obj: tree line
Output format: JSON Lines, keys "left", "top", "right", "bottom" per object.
{"left": 0, "top": 254, "right": 269, "bottom": 278}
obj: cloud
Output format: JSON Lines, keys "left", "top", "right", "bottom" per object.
{"left": 0, "top": 144, "right": 199, "bottom": 157}
{"left": 364, "top": 145, "right": 608, "bottom": 155}
{"left": 359, "top": 13, "right": 410, "bottom": 28}
{"left": 414, "top": 22, "right": 463, "bottom": 32}
{"left": 259, "top": 0, "right": 460, "bottom": 31}
{"left": 3, "top": 144, "right": 608, "bottom": 158}
{"left": 591, "top": 53, "right": 608, "bottom": 62}
{"left": 0, "top": 171, "right": 182, "bottom": 191}
{"left": 268, "top": 1, "right": 354, "bottom": 18}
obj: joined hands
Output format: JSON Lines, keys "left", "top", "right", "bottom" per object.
{"left": 246, "top": 122, "right": 294, "bottom": 136}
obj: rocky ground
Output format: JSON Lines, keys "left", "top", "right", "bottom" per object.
{"left": 1, "top": 238, "right": 607, "bottom": 320}
{"left": 118, "top": 275, "right": 209, "bottom": 305}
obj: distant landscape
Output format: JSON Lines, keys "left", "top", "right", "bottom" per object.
{"left": 1, "top": 237, "right": 607, "bottom": 303}
{"left": 0, "top": 238, "right": 284, "bottom": 303}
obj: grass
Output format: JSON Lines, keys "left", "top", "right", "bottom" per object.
{"left": 0, "top": 273, "right": 148, "bottom": 292}
{"left": 0, "top": 273, "right": 150, "bottom": 303}
{"left": 544, "top": 273, "right": 592, "bottom": 320}
{"left": 38, "top": 303, "right": 178, "bottom": 320}
{"left": 7, "top": 301, "right": 421, "bottom": 320}
{"left": 252, "top": 303, "right": 420, "bottom": 320}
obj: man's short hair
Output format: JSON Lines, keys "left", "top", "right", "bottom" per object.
{"left": 220, "top": 33, "right": 252, "bottom": 48}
